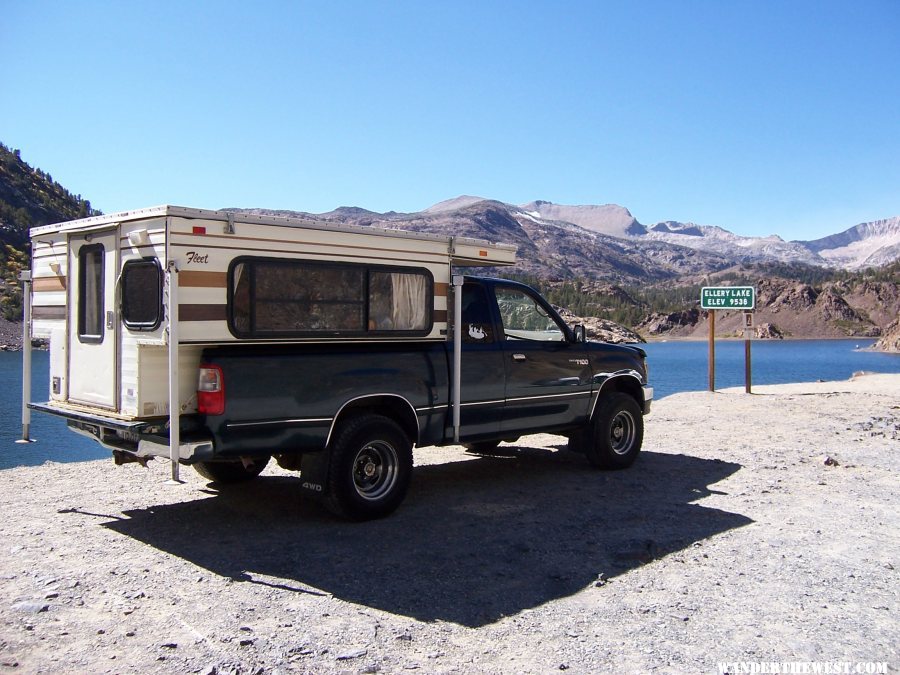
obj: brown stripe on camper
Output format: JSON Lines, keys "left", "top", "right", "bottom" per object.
{"left": 180, "top": 271, "right": 227, "bottom": 288}
{"left": 433, "top": 310, "right": 448, "bottom": 323}
{"left": 32, "top": 276, "right": 67, "bottom": 292}
{"left": 179, "top": 304, "right": 227, "bottom": 321}
{"left": 434, "top": 282, "right": 448, "bottom": 297}
{"left": 32, "top": 305, "right": 66, "bottom": 320}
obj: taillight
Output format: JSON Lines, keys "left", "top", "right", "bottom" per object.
{"left": 197, "top": 365, "right": 225, "bottom": 415}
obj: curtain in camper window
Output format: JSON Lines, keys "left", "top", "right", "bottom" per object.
{"left": 389, "top": 272, "right": 428, "bottom": 330}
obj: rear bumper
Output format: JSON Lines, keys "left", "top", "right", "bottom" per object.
{"left": 29, "top": 402, "right": 214, "bottom": 462}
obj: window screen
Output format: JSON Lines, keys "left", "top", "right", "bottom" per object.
{"left": 229, "top": 258, "right": 432, "bottom": 338}
{"left": 122, "top": 259, "right": 163, "bottom": 330}
{"left": 78, "top": 244, "right": 104, "bottom": 343}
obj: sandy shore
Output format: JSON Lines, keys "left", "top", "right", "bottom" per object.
{"left": 1, "top": 374, "right": 897, "bottom": 674}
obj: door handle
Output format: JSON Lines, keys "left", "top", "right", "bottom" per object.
{"left": 512, "top": 353, "right": 527, "bottom": 361}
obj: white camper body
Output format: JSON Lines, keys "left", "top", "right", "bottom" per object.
{"left": 27, "top": 205, "right": 516, "bottom": 432}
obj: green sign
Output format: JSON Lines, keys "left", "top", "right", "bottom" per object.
{"left": 700, "top": 286, "right": 755, "bottom": 310}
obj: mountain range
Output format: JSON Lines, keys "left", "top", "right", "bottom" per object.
{"left": 233, "top": 197, "right": 900, "bottom": 284}
{"left": 1, "top": 138, "right": 898, "bottom": 346}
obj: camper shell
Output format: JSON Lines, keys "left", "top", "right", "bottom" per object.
{"left": 25, "top": 206, "right": 513, "bottom": 456}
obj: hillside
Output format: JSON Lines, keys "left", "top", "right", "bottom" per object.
{"left": 0, "top": 146, "right": 896, "bottom": 348}
{"left": 0, "top": 142, "right": 101, "bottom": 323}
{"left": 634, "top": 263, "right": 900, "bottom": 342}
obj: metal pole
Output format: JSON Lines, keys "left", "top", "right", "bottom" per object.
{"left": 707, "top": 310, "right": 715, "bottom": 392}
{"left": 451, "top": 274, "right": 464, "bottom": 443}
{"left": 17, "top": 271, "right": 34, "bottom": 443}
{"left": 165, "top": 261, "right": 183, "bottom": 483}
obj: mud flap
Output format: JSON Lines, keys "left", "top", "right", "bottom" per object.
{"left": 299, "top": 449, "right": 332, "bottom": 499}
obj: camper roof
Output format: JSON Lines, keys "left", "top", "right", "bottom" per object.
{"left": 29, "top": 205, "right": 517, "bottom": 267}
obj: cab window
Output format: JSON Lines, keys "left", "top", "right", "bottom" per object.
{"left": 494, "top": 286, "right": 565, "bottom": 341}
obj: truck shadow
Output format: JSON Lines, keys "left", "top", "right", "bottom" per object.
{"left": 102, "top": 445, "right": 750, "bottom": 627}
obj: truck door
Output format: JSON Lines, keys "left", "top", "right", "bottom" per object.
{"left": 456, "top": 282, "right": 506, "bottom": 441}
{"left": 67, "top": 229, "right": 118, "bottom": 409}
{"left": 493, "top": 283, "right": 592, "bottom": 435}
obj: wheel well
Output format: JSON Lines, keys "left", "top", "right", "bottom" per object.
{"left": 593, "top": 376, "right": 644, "bottom": 417}
{"left": 328, "top": 395, "right": 419, "bottom": 447}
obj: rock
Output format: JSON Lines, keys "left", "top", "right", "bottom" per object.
{"left": 635, "top": 308, "right": 700, "bottom": 336}
{"left": 556, "top": 308, "right": 645, "bottom": 343}
{"left": 12, "top": 601, "right": 49, "bottom": 614}
{"left": 873, "top": 318, "right": 900, "bottom": 352}
{"left": 824, "top": 456, "right": 840, "bottom": 466}
{"left": 755, "top": 322, "right": 784, "bottom": 339}
{"left": 336, "top": 648, "right": 368, "bottom": 660}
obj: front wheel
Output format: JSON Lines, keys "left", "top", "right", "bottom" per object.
{"left": 194, "top": 455, "right": 270, "bottom": 483}
{"left": 324, "top": 414, "right": 413, "bottom": 520}
{"left": 585, "top": 393, "right": 643, "bottom": 469}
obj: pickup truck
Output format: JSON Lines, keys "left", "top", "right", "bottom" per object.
{"left": 24, "top": 206, "right": 651, "bottom": 521}
{"left": 193, "top": 276, "right": 651, "bottom": 519}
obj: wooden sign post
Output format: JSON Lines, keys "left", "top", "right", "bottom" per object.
{"left": 700, "top": 286, "right": 756, "bottom": 393}
{"left": 743, "top": 311, "right": 753, "bottom": 393}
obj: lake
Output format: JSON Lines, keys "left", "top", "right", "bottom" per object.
{"left": 1, "top": 340, "right": 899, "bottom": 469}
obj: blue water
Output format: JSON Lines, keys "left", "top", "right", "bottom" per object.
{"left": 641, "top": 338, "right": 899, "bottom": 399}
{"left": 2, "top": 340, "right": 899, "bottom": 469}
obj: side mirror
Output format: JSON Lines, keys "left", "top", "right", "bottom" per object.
{"left": 572, "top": 324, "right": 586, "bottom": 343}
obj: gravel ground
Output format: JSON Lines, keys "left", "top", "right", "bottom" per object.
{"left": 0, "top": 374, "right": 898, "bottom": 674}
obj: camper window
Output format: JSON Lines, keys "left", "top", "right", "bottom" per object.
{"left": 228, "top": 258, "right": 432, "bottom": 338}
{"left": 78, "top": 244, "right": 105, "bottom": 343}
{"left": 122, "top": 258, "right": 163, "bottom": 330}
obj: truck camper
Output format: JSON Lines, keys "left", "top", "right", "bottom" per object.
{"left": 21, "top": 205, "right": 651, "bottom": 519}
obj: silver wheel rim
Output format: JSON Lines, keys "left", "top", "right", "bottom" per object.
{"left": 609, "top": 410, "right": 637, "bottom": 455}
{"left": 352, "top": 440, "right": 399, "bottom": 501}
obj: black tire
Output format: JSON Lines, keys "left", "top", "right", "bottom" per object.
{"left": 463, "top": 440, "right": 502, "bottom": 454}
{"left": 585, "top": 393, "right": 643, "bottom": 469}
{"left": 193, "top": 455, "right": 270, "bottom": 483}
{"left": 324, "top": 414, "right": 413, "bottom": 520}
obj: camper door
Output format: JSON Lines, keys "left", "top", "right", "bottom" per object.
{"left": 67, "top": 230, "right": 118, "bottom": 409}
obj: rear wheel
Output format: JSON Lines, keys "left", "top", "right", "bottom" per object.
{"left": 585, "top": 393, "right": 643, "bottom": 469}
{"left": 325, "top": 414, "right": 413, "bottom": 520}
{"left": 194, "top": 455, "right": 270, "bottom": 483}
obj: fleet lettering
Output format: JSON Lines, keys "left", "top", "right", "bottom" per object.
{"left": 185, "top": 251, "right": 209, "bottom": 264}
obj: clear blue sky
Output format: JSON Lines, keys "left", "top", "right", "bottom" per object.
{"left": 3, "top": 0, "right": 898, "bottom": 240}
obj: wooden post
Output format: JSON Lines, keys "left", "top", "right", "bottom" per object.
{"left": 743, "top": 311, "right": 753, "bottom": 394}
{"left": 745, "top": 336, "right": 752, "bottom": 394}
{"left": 708, "top": 310, "right": 715, "bottom": 392}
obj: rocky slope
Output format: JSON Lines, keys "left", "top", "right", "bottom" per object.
{"left": 236, "top": 201, "right": 734, "bottom": 284}
{"left": 235, "top": 197, "right": 899, "bottom": 280}
{"left": 0, "top": 143, "right": 100, "bottom": 325}
{"left": 636, "top": 277, "right": 899, "bottom": 342}
{"left": 873, "top": 318, "right": 900, "bottom": 352}
{"left": 801, "top": 217, "right": 900, "bottom": 268}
